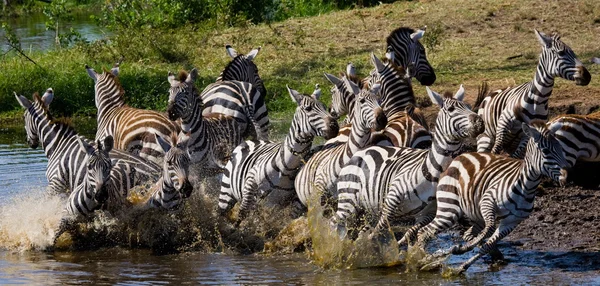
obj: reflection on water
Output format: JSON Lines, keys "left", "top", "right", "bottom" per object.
{"left": 1, "top": 117, "right": 600, "bottom": 284}
{"left": 1, "top": 12, "right": 109, "bottom": 52}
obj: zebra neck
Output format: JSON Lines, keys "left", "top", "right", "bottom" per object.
{"left": 96, "top": 82, "right": 125, "bottom": 120}
{"left": 181, "top": 96, "right": 203, "bottom": 133}
{"left": 521, "top": 57, "right": 556, "bottom": 120}
{"left": 37, "top": 118, "right": 76, "bottom": 159}
{"left": 520, "top": 145, "right": 544, "bottom": 196}
{"left": 344, "top": 113, "right": 374, "bottom": 159}
{"left": 380, "top": 77, "right": 414, "bottom": 116}
{"left": 423, "top": 126, "right": 462, "bottom": 182}
{"left": 281, "top": 122, "right": 313, "bottom": 170}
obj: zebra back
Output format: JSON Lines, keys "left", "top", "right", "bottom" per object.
{"left": 217, "top": 45, "right": 266, "bottom": 98}
{"left": 386, "top": 26, "right": 436, "bottom": 86}
{"left": 547, "top": 112, "right": 600, "bottom": 168}
{"left": 86, "top": 64, "right": 181, "bottom": 164}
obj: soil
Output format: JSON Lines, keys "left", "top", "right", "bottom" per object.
{"left": 417, "top": 86, "right": 600, "bottom": 254}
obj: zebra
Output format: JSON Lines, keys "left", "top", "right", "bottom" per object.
{"left": 294, "top": 81, "right": 387, "bottom": 210}
{"left": 143, "top": 133, "right": 193, "bottom": 210}
{"left": 476, "top": 30, "right": 591, "bottom": 157}
{"left": 14, "top": 89, "right": 160, "bottom": 196}
{"left": 326, "top": 62, "right": 364, "bottom": 124}
{"left": 414, "top": 121, "right": 569, "bottom": 273}
{"left": 86, "top": 63, "right": 181, "bottom": 164}
{"left": 53, "top": 135, "right": 119, "bottom": 244}
{"left": 332, "top": 85, "right": 484, "bottom": 241}
{"left": 547, "top": 112, "right": 600, "bottom": 168}
{"left": 200, "top": 45, "right": 269, "bottom": 140}
{"left": 218, "top": 85, "right": 339, "bottom": 224}
{"left": 166, "top": 68, "right": 245, "bottom": 170}
{"left": 386, "top": 26, "right": 436, "bottom": 86}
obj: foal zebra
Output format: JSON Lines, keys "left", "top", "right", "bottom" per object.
{"left": 218, "top": 86, "right": 339, "bottom": 224}
{"left": 386, "top": 26, "right": 436, "bottom": 86}
{"left": 547, "top": 112, "right": 600, "bottom": 168}
{"left": 15, "top": 90, "right": 159, "bottom": 196}
{"left": 167, "top": 69, "right": 244, "bottom": 169}
{"left": 294, "top": 81, "right": 387, "bottom": 209}
{"left": 86, "top": 63, "right": 181, "bottom": 164}
{"left": 53, "top": 136, "right": 119, "bottom": 244}
{"left": 200, "top": 45, "right": 269, "bottom": 140}
{"left": 476, "top": 30, "right": 591, "bottom": 157}
{"left": 415, "top": 121, "right": 569, "bottom": 273}
{"left": 333, "top": 86, "right": 484, "bottom": 241}
{"left": 144, "top": 133, "right": 193, "bottom": 210}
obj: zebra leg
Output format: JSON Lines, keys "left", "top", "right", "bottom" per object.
{"left": 53, "top": 216, "right": 75, "bottom": 246}
{"left": 334, "top": 175, "right": 363, "bottom": 239}
{"left": 456, "top": 219, "right": 517, "bottom": 273}
{"left": 398, "top": 201, "right": 437, "bottom": 246}
{"left": 236, "top": 170, "right": 261, "bottom": 225}
{"left": 370, "top": 192, "right": 399, "bottom": 241}
{"left": 450, "top": 202, "right": 497, "bottom": 255}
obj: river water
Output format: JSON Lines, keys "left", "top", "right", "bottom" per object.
{"left": 1, "top": 118, "right": 599, "bottom": 284}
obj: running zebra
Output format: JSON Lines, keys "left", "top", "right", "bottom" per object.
{"left": 386, "top": 26, "right": 436, "bottom": 86}
{"left": 200, "top": 45, "right": 269, "bottom": 140}
{"left": 415, "top": 121, "right": 569, "bottom": 273}
{"left": 218, "top": 85, "right": 339, "bottom": 224}
{"left": 53, "top": 135, "right": 119, "bottom": 244}
{"left": 15, "top": 89, "right": 160, "bottom": 196}
{"left": 294, "top": 82, "right": 387, "bottom": 209}
{"left": 476, "top": 30, "right": 591, "bottom": 157}
{"left": 86, "top": 63, "right": 181, "bottom": 164}
{"left": 333, "top": 86, "right": 484, "bottom": 240}
{"left": 144, "top": 133, "right": 193, "bottom": 210}
{"left": 167, "top": 69, "right": 245, "bottom": 169}
{"left": 547, "top": 112, "right": 600, "bottom": 168}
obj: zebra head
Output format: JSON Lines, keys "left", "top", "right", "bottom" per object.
{"left": 325, "top": 72, "right": 354, "bottom": 120}
{"left": 15, "top": 88, "right": 54, "bottom": 149}
{"left": 351, "top": 80, "right": 387, "bottom": 131}
{"left": 522, "top": 121, "right": 569, "bottom": 186}
{"left": 535, "top": 30, "right": 591, "bottom": 86}
{"left": 287, "top": 85, "right": 339, "bottom": 140}
{"left": 156, "top": 132, "right": 193, "bottom": 199}
{"left": 220, "top": 45, "right": 266, "bottom": 96}
{"left": 368, "top": 53, "right": 416, "bottom": 114}
{"left": 76, "top": 135, "right": 114, "bottom": 204}
{"left": 426, "top": 85, "right": 484, "bottom": 141}
{"left": 386, "top": 27, "right": 436, "bottom": 86}
{"left": 167, "top": 69, "right": 200, "bottom": 123}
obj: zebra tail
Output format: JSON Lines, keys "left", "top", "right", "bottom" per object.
{"left": 473, "top": 81, "right": 489, "bottom": 111}
{"left": 245, "top": 105, "right": 268, "bottom": 141}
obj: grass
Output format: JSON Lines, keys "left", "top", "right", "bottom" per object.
{"left": 2, "top": 0, "right": 600, "bottom": 122}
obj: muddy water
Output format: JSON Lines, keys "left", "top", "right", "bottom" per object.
{"left": 1, "top": 118, "right": 599, "bottom": 284}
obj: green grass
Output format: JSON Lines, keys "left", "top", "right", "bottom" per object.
{"left": 2, "top": 0, "right": 600, "bottom": 122}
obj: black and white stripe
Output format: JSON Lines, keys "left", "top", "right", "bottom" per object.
{"left": 333, "top": 86, "right": 484, "bottom": 241}
{"left": 415, "top": 121, "right": 569, "bottom": 273}
{"left": 547, "top": 112, "right": 600, "bottom": 168}
{"left": 218, "top": 86, "right": 339, "bottom": 224}
{"left": 476, "top": 30, "right": 591, "bottom": 157}
{"left": 386, "top": 26, "right": 436, "bottom": 86}
{"left": 167, "top": 69, "right": 245, "bottom": 170}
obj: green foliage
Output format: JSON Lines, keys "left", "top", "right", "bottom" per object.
{"left": 422, "top": 22, "right": 444, "bottom": 53}
{"left": 43, "top": 0, "right": 86, "bottom": 48}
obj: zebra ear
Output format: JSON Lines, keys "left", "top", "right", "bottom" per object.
{"left": 522, "top": 123, "right": 543, "bottom": 142}
{"left": 77, "top": 136, "right": 95, "bottom": 156}
{"left": 111, "top": 64, "right": 120, "bottom": 76}
{"left": 287, "top": 85, "right": 304, "bottom": 105}
{"left": 225, "top": 44, "right": 238, "bottom": 58}
{"left": 156, "top": 134, "right": 172, "bottom": 153}
{"left": 168, "top": 71, "right": 178, "bottom": 86}
{"left": 311, "top": 84, "right": 322, "bottom": 100}
{"left": 592, "top": 57, "right": 600, "bottom": 64}
{"left": 346, "top": 62, "right": 356, "bottom": 77}
{"left": 454, "top": 84, "right": 465, "bottom": 101}
{"left": 410, "top": 29, "right": 425, "bottom": 42}
{"left": 324, "top": 73, "right": 342, "bottom": 86}
{"left": 534, "top": 29, "right": 552, "bottom": 48}
{"left": 186, "top": 68, "right": 198, "bottom": 84}
{"left": 371, "top": 52, "right": 385, "bottom": 73}
{"left": 102, "top": 135, "right": 114, "bottom": 153}
{"left": 15, "top": 92, "right": 32, "bottom": 109}
{"left": 343, "top": 76, "right": 360, "bottom": 95}
{"left": 426, "top": 86, "right": 444, "bottom": 107}
{"left": 85, "top": 65, "right": 97, "bottom": 82}
{"left": 246, "top": 46, "right": 260, "bottom": 61}
{"left": 41, "top": 88, "right": 54, "bottom": 107}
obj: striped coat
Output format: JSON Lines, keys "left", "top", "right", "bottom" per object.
{"left": 547, "top": 112, "right": 600, "bottom": 168}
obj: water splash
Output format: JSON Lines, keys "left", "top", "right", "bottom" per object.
{"left": 0, "top": 188, "right": 64, "bottom": 251}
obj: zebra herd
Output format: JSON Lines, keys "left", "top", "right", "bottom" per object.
{"left": 13, "top": 26, "right": 600, "bottom": 272}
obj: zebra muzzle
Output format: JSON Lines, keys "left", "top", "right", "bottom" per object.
{"left": 374, "top": 110, "right": 388, "bottom": 131}
{"left": 574, "top": 66, "right": 591, "bottom": 86}
{"left": 179, "top": 179, "right": 194, "bottom": 198}
{"left": 558, "top": 168, "right": 568, "bottom": 187}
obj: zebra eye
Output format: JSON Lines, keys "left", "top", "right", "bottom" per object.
{"left": 557, "top": 50, "right": 566, "bottom": 57}
{"left": 447, "top": 106, "right": 455, "bottom": 112}
{"left": 304, "top": 105, "right": 312, "bottom": 112}
{"left": 359, "top": 98, "right": 366, "bottom": 104}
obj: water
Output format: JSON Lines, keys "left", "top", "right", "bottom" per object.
{"left": 1, "top": 11, "right": 108, "bottom": 52}
{"left": 1, "top": 118, "right": 600, "bottom": 284}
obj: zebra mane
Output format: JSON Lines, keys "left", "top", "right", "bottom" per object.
{"left": 101, "top": 68, "right": 126, "bottom": 100}
{"left": 221, "top": 55, "right": 258, "bottom": 78}
{"left": 529, "top": 119, "right": 548, "bottom": 130}
{"left": 386, "top": 27, "right": 416, "bottom": 42}
{"left": 473, "top": 82, "right": 489, "bottom": 110}
{"left": 32, "top": 92, "right": 55, "bottom": 121}
{"left": 32, "top": 92, "right": 77, "bottom": 132}
{"left": 380, "top": 57, "right": 409, "bottom": 79}
{"left": 177, "top": 70, "right": 188, "bottom": 82}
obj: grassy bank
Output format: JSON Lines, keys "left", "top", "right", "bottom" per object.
{"left": 2, "top": 0, "right": 600, "bottom": 122}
